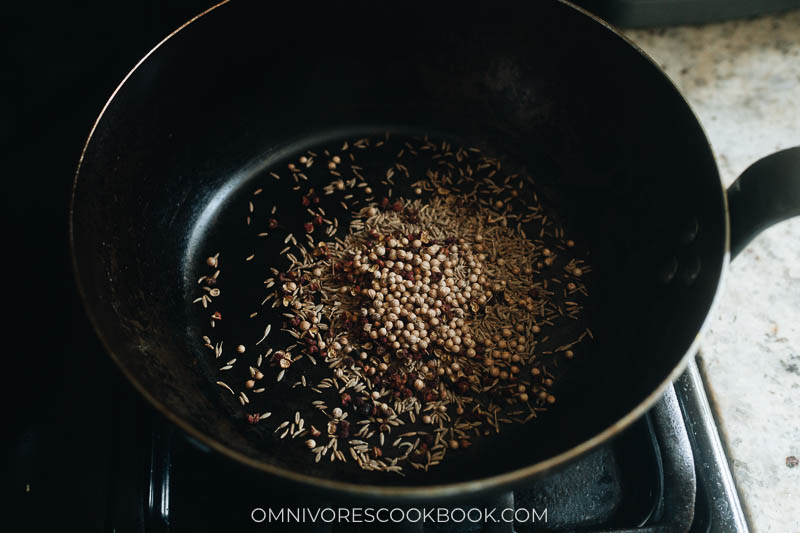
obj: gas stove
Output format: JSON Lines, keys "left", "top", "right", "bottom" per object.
{"left": 146, "top": 359, "right": 749, "bottom": 532}
{"left": 13, "top": 322, "right": 748, "bottom": 533}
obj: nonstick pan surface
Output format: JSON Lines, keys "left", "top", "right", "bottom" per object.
{"left": 184, "top": 125, "right": 602, "bottom": 485}
{"left": 71, "top": 0, "right": 731, "bottom": 498}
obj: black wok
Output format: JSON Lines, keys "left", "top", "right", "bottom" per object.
{"left": 69, "top": 0, "right": 800, "bottom": 501}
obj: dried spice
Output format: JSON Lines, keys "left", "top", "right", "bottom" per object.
{"left": 192, "top": 133, "right": 592, "bottom": 474}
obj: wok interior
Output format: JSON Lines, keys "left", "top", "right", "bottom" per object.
{"left": 71, "top": 1, "right": 725, "bottom": 489}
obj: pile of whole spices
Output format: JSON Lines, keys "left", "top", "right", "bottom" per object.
{"left": 192, "top": 133, "right": 592, "bottom": 475}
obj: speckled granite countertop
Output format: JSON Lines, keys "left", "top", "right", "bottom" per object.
{"left": 624, "top": 11, "right": 800, "bottom": 533}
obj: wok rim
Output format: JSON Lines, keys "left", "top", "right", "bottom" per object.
{"left": 68, "top": 0, "right": 730, "bottom": 499}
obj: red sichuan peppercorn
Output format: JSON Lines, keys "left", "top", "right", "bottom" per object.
{"left": 336, "top": 420, "right": 350, "bottom": 438}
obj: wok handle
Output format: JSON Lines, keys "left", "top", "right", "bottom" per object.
{"left": 727, "top": 146, "right": 800, "bottom": 259}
